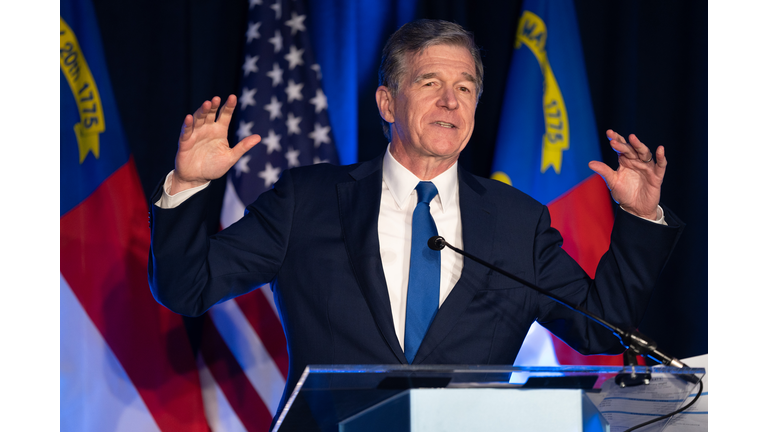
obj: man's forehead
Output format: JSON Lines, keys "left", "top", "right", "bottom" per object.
{"left": 405, "top": 45, "right": 476, "bottom": 77}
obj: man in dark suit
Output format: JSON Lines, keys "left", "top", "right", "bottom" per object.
{"left": 149, "top": 20, "right": 682, "bottom": 426}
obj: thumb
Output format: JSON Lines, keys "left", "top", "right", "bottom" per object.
{"left": 232, "top": 134, "right": 262, "bottom": 159}
{"left": 588, "top": 160, "right": 616, "bottom": 189}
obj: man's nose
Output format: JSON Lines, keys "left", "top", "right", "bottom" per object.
{"left": 437, "top": 87, "right": 459, "bottom": 110}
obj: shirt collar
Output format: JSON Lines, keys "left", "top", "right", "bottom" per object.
{"left": 382, "top": 144, "right": 459, "bottom": 213}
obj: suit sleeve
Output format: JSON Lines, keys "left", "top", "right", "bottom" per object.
{"left": 534, "top": 204, "right": 684, "bottom": 355}
{"left": 148, "top": 170, "right": 297, "bottom": 317}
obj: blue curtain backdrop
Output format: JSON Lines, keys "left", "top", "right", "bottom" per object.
{"left": 89, "top": 0, "right": 706, "bottom": 360}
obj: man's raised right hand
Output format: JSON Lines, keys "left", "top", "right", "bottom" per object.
{"left": 171, "top": 95, "right": 261, "bottom": 194}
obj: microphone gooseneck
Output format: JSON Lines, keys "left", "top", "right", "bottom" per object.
{"left": 427, "top": 236, "right": 689, "bottom": 371}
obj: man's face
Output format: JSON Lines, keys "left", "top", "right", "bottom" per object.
{"left": 380, "top": 44, "right": 478, "bottom": 166}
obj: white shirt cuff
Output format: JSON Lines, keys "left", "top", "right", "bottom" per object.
{"left": 155, "top": 170, "right": 210, "bottom": 209}
{"left": 620, "top": 205, "right": 667, "bottom": 226}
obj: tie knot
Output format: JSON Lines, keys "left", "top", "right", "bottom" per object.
{"left": 415, "top": 181, "right": 438, "bottom": 204}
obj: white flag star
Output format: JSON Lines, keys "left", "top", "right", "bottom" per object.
{"left": 284, "top": 45, "right": 304, "bottom": 70}
{"left": 268, "top": 29, "right": 283, "bottom": 53}
{"left": 270, "top": 0, "right": 282, "bottom": 20}
{"left": 284, "top": 80, "right": 304, "bottom": 103}
{"left": 261, "top": 129, "right": 282, "bottom": 154}
{"left": 239, "top": 87, "right": 257, "bottom": 109}
{"left": 246, "top": 21, "right": 261, "bottom": 43}
{"left": 234, "top": 154, "right": 251, "bottom": 177}
{"left": 308, "top": 122, "right": 331, "bottom": 148}
{"left": 285, "top": 147, "right": 301, "bottom": 168}
{"left": 311, "top": 64, "right": 322, "bottom": 80}
{"left": 309, "top": 89, "right": 328, "bottom": 113}
{"left": 249, "top": 0, "right": 262, "bottom": 9}
{"left": 236, "top": 120, "right": 254, "bottom": 141}
{"left": 266, "top": 62, "right": 284, "bottom": 87}
{"left": 242, "top": 54, "right": 259, "bottom": 76}
{"left": 284, "top": 12, "right": 306, "bottom": 35}
{"left": 286, "top": 112, "right": 302, "bottom": 135}
{"left": 263, "top": 96, "right": 283, "bottom": 120}
{"left": 258, "top": 162, "right": 281, "bottom": 187}
{"left": 313, "top": 156, "right": 330, "bottom": 165}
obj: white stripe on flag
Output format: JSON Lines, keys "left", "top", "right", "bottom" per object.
{"left": 209, "top": 300, "right": 286, "bottom": 414}
{"left": 260, "top": 284, "right": 280, "bottom": 317}
{"left": 197, "top": 352, "right": 248, "bottom": 432}
{"left": 60, "top": 274, "right": 161, "bottom": 432}
{"left": 221, "top": 177, "right": 247, "bottom": 229}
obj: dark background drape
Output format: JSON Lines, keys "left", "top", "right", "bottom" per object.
{"left": 90, "top": 0, "right": 706, "bottom": 360}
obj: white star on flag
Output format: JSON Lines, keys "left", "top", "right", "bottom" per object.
{"left": 286, "top": 112, "right": 302, "bottom": 135}
{"left": 266, "top": 62, "right": 284, "bottom": 87}
{"left": 284, "top": 12, "right": 306, "bottom": 35}
{"left": 249, "top": 0, "right": 262, "bottom": 8}
{"left": 308, "top": 122, "right": 331, "bottom": 148}
{"left": 242, "top": 55, "right": 259, "bottom": 76}
{"left": 285, "top": 147, "right": 301, "bottom": 167}
{"left": 236, "top": 120, "right": 254, "bottom": 141}
{"left": 284, "top": 45, "right": 304, "bottom": 70}
{"left": 309, "top": 89, "right": 328, "bottom": 113}
{"left": 313, "top": 156, "right": 330, "bottom": 165}
{"left": 269, "top": 30, "right": 283, "bottom": 53}
{"left": 264, "top": 96, "right": 283, "bottom": 120}
{"left": 240, "top": 87, "right": 257, "bottom": 109}
{"left": 311, "top": 64, "right": 322, "bottom": 80}
{"left": 285, "top": 80, "right": 304, "bottom": 102}
{"left": 258, "top": 162, "right": 281, "bottom": 187}
{"left": 246, "top": 22, "right": 261, "bottom": 43}
{"left": 262, "top": 129, "right": 282, "bottom": 154}
{"left": 270, "top": 0, "right": 282, "bottom": 20}
{"left": 234, "top": 154, "right": 252, "bottom": 177}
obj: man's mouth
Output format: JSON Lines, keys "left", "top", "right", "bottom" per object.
{"left": 433, "top": 121, "right": 456, "bottom": 128}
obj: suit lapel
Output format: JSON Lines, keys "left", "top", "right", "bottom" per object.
{"left": 337, "top": 156, "right": 408, "bottom": 364}
{"left": 413, "top": 167, "right": 496, "bottom": 364}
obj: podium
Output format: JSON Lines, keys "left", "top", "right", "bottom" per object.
{"left": 273, "top": 365, "right": 705, "bottom": 432}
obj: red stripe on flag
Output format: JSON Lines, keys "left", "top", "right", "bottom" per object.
{"left": 547, "top": 174, "right": 614, "bottom": 279}
{"left": 60, "top": 158, "right": 208, "bottom": 431}
{"left": 234, "top": 291, "right": 289, "bottom": 378}
{"left": 547, "top": 173, "right": 624, "bottom": 366}
{"left": 201, "top": 314, "right": 275, "bottom": 432}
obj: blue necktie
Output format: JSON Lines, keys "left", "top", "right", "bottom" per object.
{"left": 404, "top": 181, "right": 440, "bottom": 363}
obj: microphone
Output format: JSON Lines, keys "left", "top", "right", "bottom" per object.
{"left": 427, "top": 236, "right": 446, "bottom": 251}
{"left": 427, "top": 236, "right": 689, "bottom": 371}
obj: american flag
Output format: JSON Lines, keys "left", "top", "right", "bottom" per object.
{"left": 198, "top": 0, "right": 338, "bottom": 430}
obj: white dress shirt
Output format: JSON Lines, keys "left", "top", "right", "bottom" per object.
{"left": 378, "top": 145, "right": 464, "bottom": 350}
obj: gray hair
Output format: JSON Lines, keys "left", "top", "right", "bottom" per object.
{"left": 378, "top": 19, "right": 484, "bottom": 141}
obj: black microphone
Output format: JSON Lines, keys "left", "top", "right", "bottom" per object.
{"left": 427, "top": 236, "right": 446, "bottom": 251}
{"left": 426, "top": 235, "right": 689, "bottom": 371}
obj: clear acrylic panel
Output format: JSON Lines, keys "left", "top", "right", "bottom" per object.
{"left": 274, "top": 365, "right": 705, "bottom": 432}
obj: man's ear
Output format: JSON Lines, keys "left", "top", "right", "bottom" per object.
{"left": 375, "top": 86, "right": 395, "bottom": 124}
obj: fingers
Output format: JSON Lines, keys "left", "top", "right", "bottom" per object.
{"left": 655, "top": 146, "right": 667, "bottom": 169}
{"left": 179, "top": 114, "right": 194, "bottom": 143}
{"left": 206, "top": 96, "right": 222, "bottom": 124}
{"left": 606, "top": 130, "right": 654, "bottom": 163}
{"left": 628, "top": 134, "right": 654, "bottom": 162}
{"left": 192, "top": 99, "right": 212, "bottom": 132}
{"left": 232, "top": 133, "right": 262, "bottom": 160}
{"left": 217, "top": 95, "right": 238, "bottom": 128}
{"left": 588, "top": 160, "right": 616, "bottom": 189}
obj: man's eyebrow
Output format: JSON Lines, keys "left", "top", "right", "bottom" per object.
{"left": 413, "top": 72, "right": 478, "bottom": 87}
{"left": 414, "top": 72, "right": 438, "bottom": 83}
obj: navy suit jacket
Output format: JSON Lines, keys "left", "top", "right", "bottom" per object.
{"left": 148, "top": 153, "right": 683, "bottom": 421}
